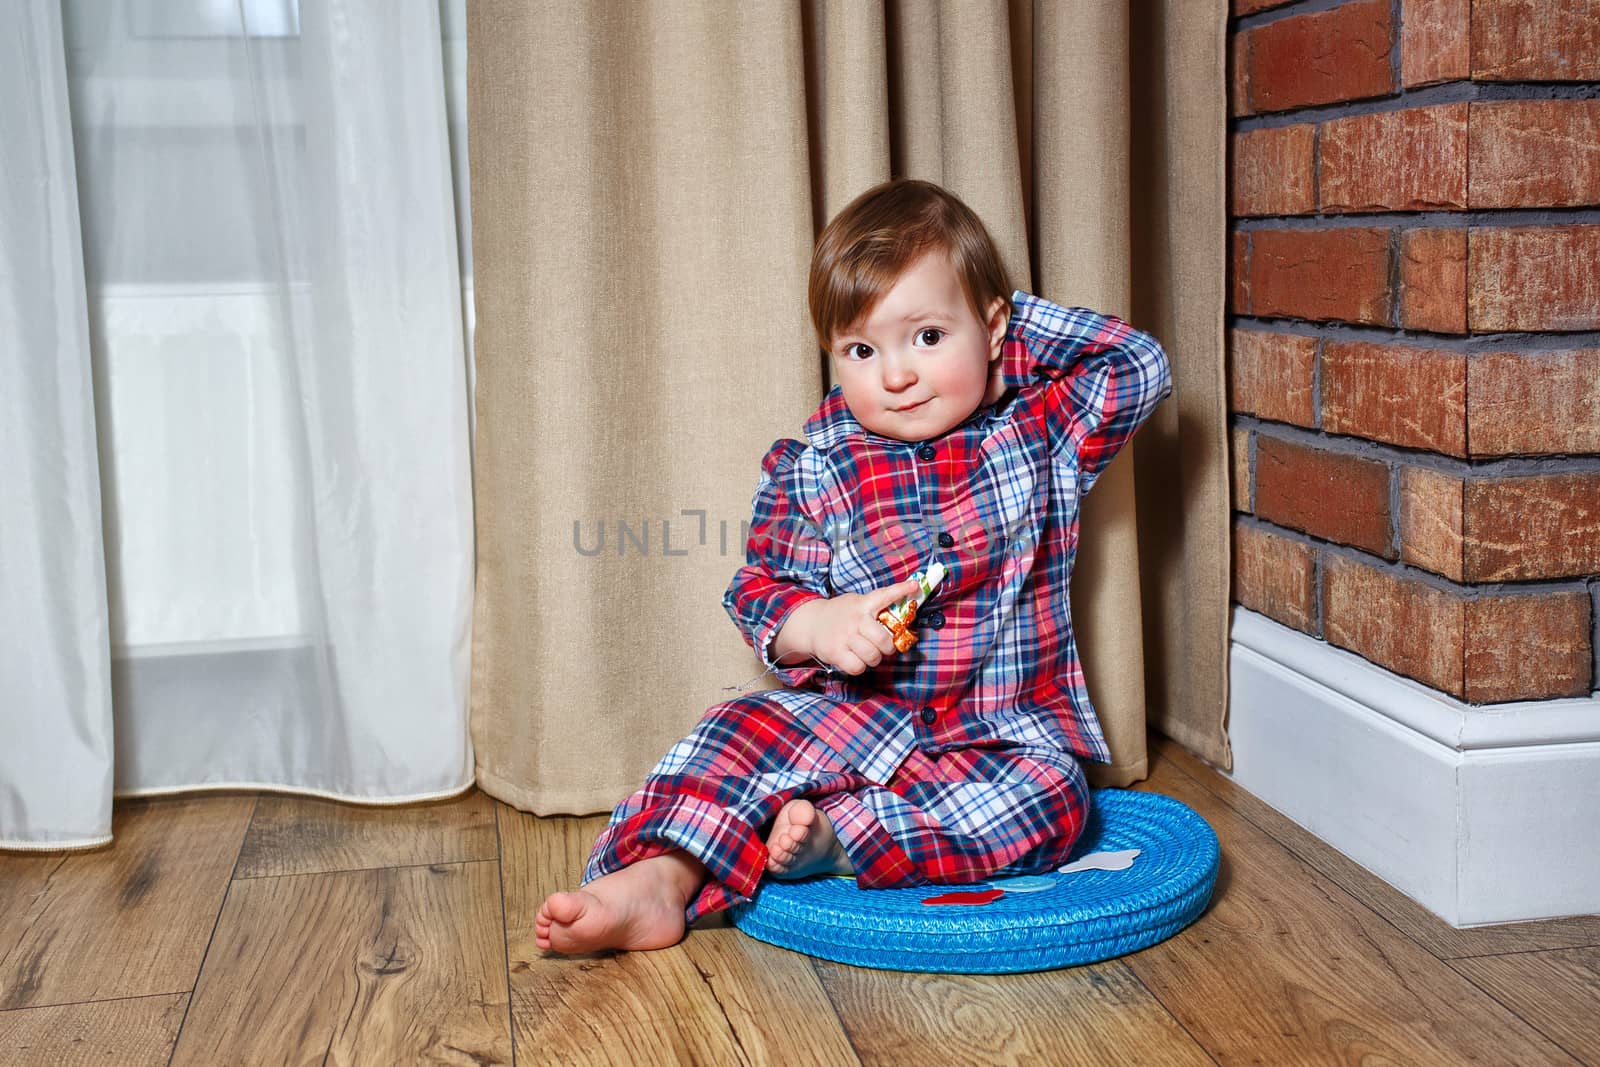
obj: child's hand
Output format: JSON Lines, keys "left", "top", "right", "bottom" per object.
{"left": 779, "top": 578, "right": 924, "bottom": 676}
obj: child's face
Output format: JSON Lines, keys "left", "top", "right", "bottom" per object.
{"left": 827, "top": 250, "right": 1007, "bottom": 442}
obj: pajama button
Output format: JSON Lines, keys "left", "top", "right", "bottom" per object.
{"left": 937, "top": 532, "right": 955, "bottom": 548}
{"left": 920, "top": 706, "right": 937, "bottom": 725}
{"left": 925, "top": 610, "right": 945, "bottom": 629}
{"left": 916, "top": 443, "right": 936, "bottom": 461}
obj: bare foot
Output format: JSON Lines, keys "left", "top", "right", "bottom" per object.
{"left": 765, "top": 798, "right": 853, "bottom": 879}
{"left": 535, "top": 851, "right": 704, "bottom": 955}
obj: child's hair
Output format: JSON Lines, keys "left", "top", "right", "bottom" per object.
{"left": 808, "top": 178, "right": 1013, "bottom": 354}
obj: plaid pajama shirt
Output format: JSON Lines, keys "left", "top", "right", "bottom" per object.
{"left": 582, "top": 291, "right": 1173, "bottom": 925}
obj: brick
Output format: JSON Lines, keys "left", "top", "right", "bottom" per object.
{"left": 1469, "top": 226, "right": 1600, "bottom": 332}
{"left": 1250, "top": 227, "right": 1392, "bottom": 325}
{"left": 1399, "top": 228, "right": 1468, "bottom": 334}
{"left": 1233, "top": 521, "right": 1318, "bottom": 634}
{"left": 1593, "top": 586, "right": 1600, "bottom": 698}
{"left": 1232, "top": 32, "right": 1252, "bottom": 118}
{"left": 1470, "top": 101, "right": 1600, "bottom": 209}
{"left": 1400, "top": 468, "right": 1600, "bottom": 581}
{"left": 1254, "top": 435, "right": 1394, "bottom": 556}
{"left": 1464, "top": 593, "right": 1593, "bottom": 701}
{"left": 1326, "top": 555, "right": 1592, "bottom": 700}
{"left": 1231, "top": 231, "right": 1251, "bottom": 314}
{"left": 1468, "top": 349, "right": 1600, "bottom": 456}
{"left": 1463, "top": 473, "right": 1600, "bottom": 581}
{"left": 1232, "top": 125, "right": 1316, "bottom": 216}
{"left": 1231, "top": 426, "right": 1253, "bottom": 512}
{"left": 1399, "top": 466, "right": 1465, "bottom": 581}
{"left": 1323, "top": 555, "right": 1463, "bottom": 694}
{"left": 1232, "top": 0, "right": 1291, "bottom": 14}
{"left": 1471, "top": 0, "right": 1600, "bottom": 81}
{"left": 1319, "top": 104, "right": 1468, "bottom": 212}
{"left": 1229, "top": 329, "right": 1317, "bottom": 426}
{"left": 1321, "top": 342, "right": 1467, "bottom": 455}
{"left": 1249, "top": 0, "right": 1396, "bottom": 112}
{"left": 1402, "top": 0, "right": 1471, "bottom": 87}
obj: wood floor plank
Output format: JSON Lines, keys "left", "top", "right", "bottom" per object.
{"left": 1123, "top": 750, "right": 1579, "bottom": 1066}
{"left": 813, "top": 957, "right": 1213, "bottom": 1066}
{"left": 0, "top": 795, "right": 253, "bottom": 1010}
{"left": 170, "top": 861, "right": 511, "bottom": 1065}
{"left": 496, "top": 807, "right": 749, "bottom": 1063}
{"left": 1449, "top": 947, "right": 1600, "bottom": 1066}
{"left": 1150, "top": 734, "right": 1600, "bottom": 958}
{"left": 677, "top": 932, "right": 863, "bottom": 1066}
{"left": 496, "top": 803, "right": 859, "bottom": 1064}
{"left": 494, "top": 805, "right": 611, "bottom": 950}
{"left": 234, "top": 786, "right": 496, "bottom": 878}
{"left": 0, "top": 993, "right": 187, "bottom": 1066}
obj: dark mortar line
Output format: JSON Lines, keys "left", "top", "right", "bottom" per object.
{"left": 1227, "top": 317, "right": 1600, "bottom": 353}
{"left": 1312, "top": 545, "right": 1326, "bottom": 637}
{"left": 1389, "top": 0, "right": 1403, "bottom": 95}
{"left": 1590, "top": 581, "right": 1600, "bottom": 693}
{"left": 1386, "top": 227, "right": 1402, "bottom": 329}
{"left": 1232, "top": 0, "right": 1360, "bottom": 33}
{"left": 1387, "top": 459, "right": 1401, "bottom": 559}
{"left": 1234, "top": 207, "right": 1600, "bottom": 228}
{"left": 1230, "top": 80, "right": 1600, "bottom": 131}
{"left": 1239, "top": 415, "right": 1600, "bottom": 475}
{"left": 1236, "top": 513, "right": 1594, "bottom": 598}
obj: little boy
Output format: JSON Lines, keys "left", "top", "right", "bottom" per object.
{"left": 536, "top": 178, "right": 1172, "bottom": 956}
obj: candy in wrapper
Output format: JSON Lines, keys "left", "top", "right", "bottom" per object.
{"left": 879, "top": 603, "right": 919, "bottom": 653}
{"left": 877, "top": 562, "right": 947, "bottom": 652}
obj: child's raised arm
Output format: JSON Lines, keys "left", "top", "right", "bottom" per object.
{"left": 1001, "top": 294, "right": 1174, "bottom": 495}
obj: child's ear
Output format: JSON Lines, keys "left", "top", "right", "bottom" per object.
{"left": 986, "top": 297, "right": 1007, "bottom": 360}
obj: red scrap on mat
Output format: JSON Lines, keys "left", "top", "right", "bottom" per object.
{"left": 921, "top": 888, "right": 1005, "bottom": 906}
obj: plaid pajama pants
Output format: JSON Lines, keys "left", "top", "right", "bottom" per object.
{"left": 580, "top": 687, "right": 1093, "bottom": 926}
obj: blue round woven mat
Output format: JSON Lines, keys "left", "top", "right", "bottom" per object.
{"left": 728, "top": 788, "right": 1218, "bottom": 974}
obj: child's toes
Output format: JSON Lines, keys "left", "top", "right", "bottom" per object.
{"left": 541, "top": 891, "right": 587, "bottom": 926}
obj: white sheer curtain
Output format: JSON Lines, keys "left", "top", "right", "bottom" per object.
{"left": 0, "top": 0, "right": 476, "bottom": 848}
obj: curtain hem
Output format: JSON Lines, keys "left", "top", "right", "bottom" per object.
{"left": 115, "top": 779, "right": 475, "bottom": 807}
{"left": 1084, "top": 756, "right": 1149, "bottom": 790}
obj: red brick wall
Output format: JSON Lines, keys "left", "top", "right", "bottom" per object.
{"left": 1228, "top": 0, "right": 1600, "bottom": 702}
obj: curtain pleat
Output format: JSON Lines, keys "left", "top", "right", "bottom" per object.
{"left": 0, "top": 0, "right": 115, "bottom": 848}
{"left": 1129, "top": 0, "right": 1233, "bottom": 769}
{"left": 0, "top": 0, "right": 479, "bottom": 848}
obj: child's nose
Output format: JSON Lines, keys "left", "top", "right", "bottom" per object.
{"left": 881, "top": 351, "right": 917, "bottom": 389}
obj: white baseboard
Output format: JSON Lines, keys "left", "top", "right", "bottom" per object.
{"left": 1225, "top": 606, "right": 1600, "bottom": 928}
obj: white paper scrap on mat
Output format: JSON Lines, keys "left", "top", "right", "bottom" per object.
{"left": 1057, "top": 849, "right": 1141, "bottom": 874}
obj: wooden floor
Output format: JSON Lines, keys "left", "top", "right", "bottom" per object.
{"left": 2, "top": 735, "right": 1597, "bottom": 1065}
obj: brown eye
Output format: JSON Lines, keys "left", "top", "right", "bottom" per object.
{"left": 917, "top": 328, "right": 945, "bottom": 346}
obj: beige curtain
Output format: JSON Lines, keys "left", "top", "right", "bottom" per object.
{"left": 466, "top": 0, "right": 1229, "bottom": 815}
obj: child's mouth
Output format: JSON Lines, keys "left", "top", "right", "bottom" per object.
{"left": 894, "top": 398, "right": 930, "bottom": 413}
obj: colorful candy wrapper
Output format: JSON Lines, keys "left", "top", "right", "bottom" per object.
{"left": 877, "top": 562, "right": 947, "bottom": 652}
